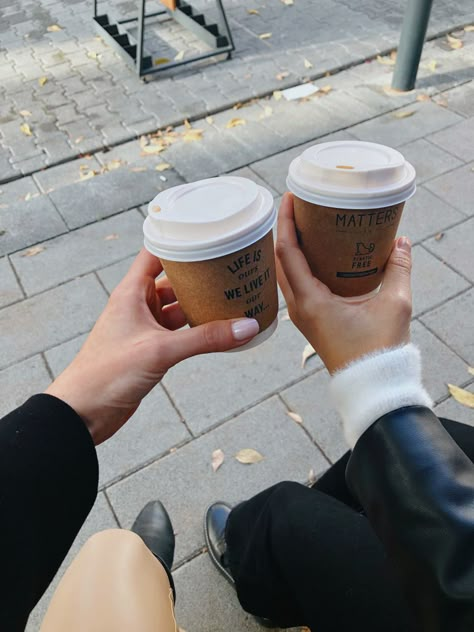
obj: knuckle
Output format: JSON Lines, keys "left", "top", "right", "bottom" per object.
{"left": 390, "top": 251, "right": 412, "bottom": 274}
{"left": 202, "top": 322, "right": 222, "bottom": 349}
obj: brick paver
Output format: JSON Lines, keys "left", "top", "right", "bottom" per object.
{"left": 1, "top": 12, "right": 472, "bottom": 630}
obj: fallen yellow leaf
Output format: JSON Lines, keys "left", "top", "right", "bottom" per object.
{"left": 287, "top": 411, "right": 303, "bottom": 424}
{"left": 19, "top": 110, "right": 32, "bottom": 117}
{"left": 21, "top": 246, "right": 45, "bottom": 257}
{"left": 467, "top": 367, "right": 474, "bottom": 376}
{"left": 184, "top": 118, "right": 192, "bottom": 129}
{"left": 155, "top": 163, "right": 171, "bottom": 171}
{"left": 226, "top": 117, "right": 246, "bottom": 128}
{"left": 259, "top": 32, "right": 272, "bottom": 39}
{"left": 79, "top": 169, "right": 98, "bottom": 180}
{"left": 273, "top": 90, "right": 283, "bottom": 101}
{"left": 447, "top": 384, "right": 474, "bottom": 408}
{"left": 74, "top": 136, "right": 84, "bottom": 144}
{"left": 319, "top": 84, "right": 332, "bottom": 94}
{"left": 302, "top": 343, "right": 317, "bottom": 368}
{"left": 425, "top": 59, "right": 438, "bottom": 72}
{"left": 465, "top": 25, "right": 474, "bottom": 32}
{"left": 235, "top": 448, "right": 264, "bottom": 464}
{"left": 276, "top": 71, "right": 289, "bottom": 80}
{"left": 174, "top": 50, "right": 185, "bottom": 61}
{"left": 87, "top": 51, "right": 99, "bottom": 59}
{"left": 446, "top": 34, "right": 463, "bottom": 49}
{"left": 377, "top": 54, "right": 396, "bottom": 66}
{"left": 20, "top": 123, "right": 32, "bottom": 136}
{"left": 434, "top": 232, "right": 444, "bottom": 241}
{"left": 304, "top": 58, "right": 313, "bottom": 69}
{"left": 416, "top": 94, "right": 431, "bottom": 102}
{"left": 206, "top": 116, "right": 214, "bottom": 125}
{"left": 104, "top": 233, "right": 119, "bottom": 241}
{"left": 393, "top": 110, "right": 416, "bottom": 119}
{"left": 141, "top": 143, "right": 166, "bottom": 154}
{"left": 211, "top": 449, "right": 225, "bottom": 472}
{"left": 261, "top": 105, "right": 273, "bottom": 118}
{"left": 38, "top": 76, "right": 48, "bottom": 87}
{"left": 182, "top": 129, "right": 203, "bottom": 142}
{"left": 105, "top": 159, "right": 124, "bottom": 171}
{"left": 247, "top": 8, "right": 259, "bottom": 15}
{"left": 154, "top": 57, "right": 170, "bottom": 65}
{"left": 131, "top": 166, "right": 148, "bottom": 172}
{"left": 47, "top": 24, "right": 62, "bottom": 32}
{"left": 281, "top": 0, "right": 294, "bottom": 5}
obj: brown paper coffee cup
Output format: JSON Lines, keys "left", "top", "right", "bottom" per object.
{"left": 293, "top": 197, "right": 405, "bottom": 296}
{"left": 161, "top": 230, "right": 278, "bottom": 332}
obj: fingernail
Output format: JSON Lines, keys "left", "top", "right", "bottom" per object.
{"left": 231, "top": 318, "right": 260, "bottom": 341}
{"left": 397, "top": 236, "right": 411, "bottom": 252}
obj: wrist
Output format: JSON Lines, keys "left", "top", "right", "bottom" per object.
{"left": 329, "top": 343, "right": 433, "bottom": 448}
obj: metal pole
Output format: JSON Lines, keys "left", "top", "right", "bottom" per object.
{"left": 392, "top": 0, "right": 434, "bottom": 91}
{"left": 136, "top": 0, "right": 146, "bottom": 76}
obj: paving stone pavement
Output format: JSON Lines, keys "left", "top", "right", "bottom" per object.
{"left": 0, "top": 17, "right": 473, "bottom": 632}
{"left": 1, "top": 0, "right": 473, "bottom": 180}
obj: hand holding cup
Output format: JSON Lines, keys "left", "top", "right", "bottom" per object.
{"left": 276, "top": 193, "right": 413, "bottom": 374}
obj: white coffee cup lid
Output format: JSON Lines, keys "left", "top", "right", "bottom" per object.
{"left": 287, "top": 141, "right": 416, "bottom": 209}
{"left": 143, "top": 177, "right": 276, "bottom": 262}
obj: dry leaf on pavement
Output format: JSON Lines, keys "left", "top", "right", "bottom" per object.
{"left": 416, "top": 94, "right": 431, "bottom": 102}
{"left": 392, "top": 110, "right": 416, "bottom": 119}
{"left": 182, "top": 128, "right": 203, "bottom": 142}
{"left": 468, "top": 367, "right": 474, "bottom": 376}
{"left": 211, "top": 449, "right": 225, "bottom": 472}
{"left": 434, "top": 96, "right": 448, "bottom": 108}
{"left": 259, "top": 32, "right": 272, "bottom": 40}
{"left": 247, "top": 9, "right": 259, "bottom": 15}
{"left": 448, "top": 384, "right": 474, "bottom": 408}
{"left": 174, "top": 50, "right": 185, "bottom": 61}
{"left": 141, "top": 143, "right": 166, "bottom": 154}
{"left": 38, "top": 76, "right": 48, "bottom": 87}
{"left": 260, "top": 105, "right": 273, "bottom": 118}
{"left": 184, "top": 118, "right": 192, "bottom": 129}
{"left": 376, "top": 54, "right": 396, "bottom": 66}
{"left": 301, "top": 343, "right": 317, "bottom": 368}
{"left": 104, "top": 234, "right": 119, "bottom": 241}
{"left": 273, "top": 90, "right": 283, "bottom": 101}
{"left": 155, "top": 57, "right": 170, "bottom": 65}
{"left": 287, "top": 411, "right": 303, "bottom": 424}
{"left": 79, "top": 169, "right": 98, "bottom": 180}
{"left": 235, "top": 448, "right": 264, "bottom": 464}
{"left": 276, "top": 71, "right": 289, "bottom": 80}
{"left": 446, "top": 34, "right": 463, "bottom": 49}
{"left": 425, "top": 60, "right": 438, "bottom": 72}
{"left": 87, "top": 51, "right": 100, "bottom": 60}
{"left": 307, "top": 470, "right": 316, "bottom": 486}
{"left": 131, "top": 166, "right": 148, "bottom": 172}
{"left": 20, "top": 123, "right": 32, "bottom": 136}
{"left": 319, "top": 84, "right": 332, "bottom": 94}
{"left": 465, "top": 25, "right": 474, "bottom": 32}
{"left": 206, "top": 116, "right": 214, "bottom": 125}
{"left": 434, "top": 232, "right": 444, "bottom": 241}
{"left": 226, "top": 118, "right": 246, "bottom": 128}
{"left": 304, "top": 58, "right": 313, "bottom": 69}
{"left": 21, "top": 246, "right": 45, "bottom": 257}
{"left": 19, "top": 110, "right": 32, "bottom": 117}
{"left": 47, "top": 24, "right": 62, "bottom": 32}
{"left": 156, "top": 163, "right": 171, "bottom": 171}
{"left": 281, "top": 0, "right": 294, "bottom": 5}
{"left": 105, "top": 159, "right": 124, "bottom": 171}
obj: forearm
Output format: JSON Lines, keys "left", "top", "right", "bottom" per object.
{"left": 330, "top": 345, "right": 474, "bottom": 630}
{"left": 0, "top": 394, "right": 99, "bottom": 630}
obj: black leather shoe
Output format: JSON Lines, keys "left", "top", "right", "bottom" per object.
{"left": 132, "top": 500, "right": 175, "bottom": 570}
{"left": 204, "top": 502, "right": 278, "bottom": 629}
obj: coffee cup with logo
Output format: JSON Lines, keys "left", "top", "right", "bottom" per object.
{"left": 143, "top": 176, "right": 278, "bottom": 350}
{"left": 287, "top": 140, "right": 416, "bottom": 297}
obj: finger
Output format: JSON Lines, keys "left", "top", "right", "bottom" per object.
{"left": 155, "top": 278, "right": 177, "bottom": 306}
{"left": 276, "top": 256, "right": 294, "bottom": 308}
{"left": 276, "top": 193, "right": 324, "bottom": 299}
{"left": 381, "top": 237, "right": 412, "bottom": 300}
{"left": 128, "top": 248, "right": 163, "bottom": 280}
{"left": 164, "top": 318, "right": 260, "bottom": 364}
{"left": 160, "top": 302, "right": 188, "bottom": 330}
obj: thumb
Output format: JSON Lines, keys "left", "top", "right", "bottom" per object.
{"left": 381, "top": 236, "right": 412, "bottom": 298}
{"left": 165, "top": 317, "right": 260, "bottom": 365}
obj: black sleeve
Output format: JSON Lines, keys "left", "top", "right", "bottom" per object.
{"left": 346, "top": 406, "right": 474, "bottom": 632}
{"left": 0, "top": 394, "right": 99, "bottom": 631}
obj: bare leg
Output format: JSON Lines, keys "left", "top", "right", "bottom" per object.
{"left": 40, "top": 529, "right": 177, "bottom": 632}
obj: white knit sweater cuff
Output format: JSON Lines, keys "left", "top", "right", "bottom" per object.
{"left": 329, "top": 343, "right": 433, "bottom": 449}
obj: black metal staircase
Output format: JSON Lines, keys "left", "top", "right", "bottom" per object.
{"left": 93, "top": 0, "right": 234, "bottom": 78}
